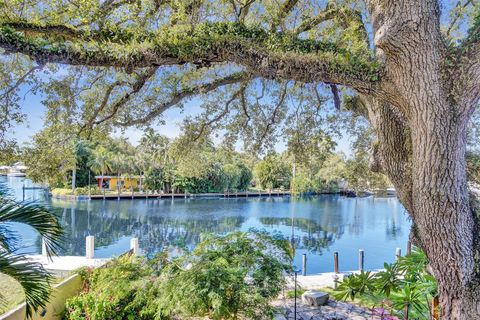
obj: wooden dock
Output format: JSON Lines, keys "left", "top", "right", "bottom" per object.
{"left": 65, "top": 190, "right": 292, "bottom": 200}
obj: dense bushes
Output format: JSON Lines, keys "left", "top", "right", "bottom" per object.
{"left": 253, "top": 154, "right": 291, "bottom": 190}
{"left": 64, "top": 231, "right": 292, "bottom": 320}
{"left": 51, "top": 186, "right": 102, "bottom": 196}
{"left": 64, "top": 255, "right": 164, "bottom": 320}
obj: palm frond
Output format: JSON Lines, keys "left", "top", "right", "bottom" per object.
{"left": 0, "top": 252, "right": 54, "bottom": 318}
{"left": 0, "top": 201, "right": 63, "bottom": 257}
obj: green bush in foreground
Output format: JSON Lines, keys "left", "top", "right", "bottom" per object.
{"left": 64, "top": 231, "right": 292, "bottom": 320}
{"left": 64, "top": 255, "right": 164, "bottom": 320}
{"left": 334, "top": 249, "right": 437, "bottom": 319}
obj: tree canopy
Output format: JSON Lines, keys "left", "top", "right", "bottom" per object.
{"left": 1, "top": 0, "right": 480, "bottom": 318}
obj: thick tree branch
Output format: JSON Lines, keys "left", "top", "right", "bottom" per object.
{"left": 115, "top": 72, "right": 251, "bottom": 126}
{"left": 0, "top": 22, "right": 380, "bottom": 93}
{"left": 293, "top": 7, "right": 336, "bottom": 35}
{"left": 79, "top": 80, "right": 125, "bottom": 134}
{"left": 80, "top": 67, "right": 158, "bottom": 131}
{"left": 270, "top": 0, "right": 299, "bottom": 31}
{"left": 293, "top": 1, "right": 368, "bottom": 46}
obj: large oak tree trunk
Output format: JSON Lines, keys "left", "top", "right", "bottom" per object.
{"left": 410, "top": 110, "right": 479, "bottom": 319}
{"left": 364, "top": 1, "right": 480, "bottom": 317}
{"left": 368, "top": 99, "right": 480, "bottom": 319}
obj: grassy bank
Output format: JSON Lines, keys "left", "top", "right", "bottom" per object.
{"left": 0, "top": 273, "right": 24, "bottom": 314}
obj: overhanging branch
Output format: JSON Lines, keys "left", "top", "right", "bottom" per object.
{"left": 115, "top": 72, "right": 252, "bottom": 126}
{"left": 0, "top": 22, "right": 380, "bottom": 92}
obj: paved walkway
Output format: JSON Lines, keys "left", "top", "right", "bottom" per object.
{"left": 272, "top": 298, "right": 392, "bottom": 320}
{"left": 26, "top": 255, "right": 110, "bottom": 275}
{"left": 284, "top": 270, "right": 384, "bottom": 290}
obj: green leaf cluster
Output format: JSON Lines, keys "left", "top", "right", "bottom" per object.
{"left": 334, "top": 249, "right": 437, "bottom": 319}
{"left": 64, "top": 231, "right": 292, "bottom": 320}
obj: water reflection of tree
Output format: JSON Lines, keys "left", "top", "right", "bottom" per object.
{"left": 385, "top": 218, "right": 403, "bottom": 240}
{"left": 46, "top": 205, "right": 244, "bottom": 256}
{"left": 258, "top": 217, "right": 343, "bottom": 254}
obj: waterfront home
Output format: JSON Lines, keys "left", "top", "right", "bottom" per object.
{"left": 0, "top": 166, "right": 10, "bottom": 175}
{"left": 94, "top": 175, "right": 141, "bottom": 190}
{"left": 6, "top": 162, "right": 27, "bottom": 177}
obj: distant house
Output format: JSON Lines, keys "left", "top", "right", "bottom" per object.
{"left": 95, "top": 176, "right": 142, "bottom": 190}
{"left": 6, "top": 162, "right": 28, "bottom": 177}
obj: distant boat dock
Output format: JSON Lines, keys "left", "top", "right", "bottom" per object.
{"left": 57, "top": 190, "right": 293, "bottom": 200}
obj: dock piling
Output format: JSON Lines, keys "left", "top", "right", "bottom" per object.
{"left": 359, "top": 249, "right": 364, "bottom": 272}
{"left": 86, "top": 236, "right": 95, "bottom": 259}
{"left": 334, "top": 252, "right": 339, "bottom": 273}
{"left": 130, "top": 238, "right": 139, "bottom": 255}
{"left": 396, "top": 248, "right": 402, "bottom": 260}
{"left": 407, "top": 240, "right": 412, "bottom": 255}
{"left": 302, "top": 254, "right": 307, "bottom": 276}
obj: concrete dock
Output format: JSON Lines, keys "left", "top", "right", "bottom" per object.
{"left": 25, "top": 255, "right": 110, "bottom": 276}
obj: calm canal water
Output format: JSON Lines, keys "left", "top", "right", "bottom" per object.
{"left": 3, "top": 176, "right": 410, "bottom": 274}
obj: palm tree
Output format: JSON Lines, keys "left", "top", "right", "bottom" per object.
{"left": 110, "top": 152, "right": 126, "bottom": 199}
{"left": 88, "top": 147, "right": 111, "bottom": 199}
{"left": 138, "top": 128, "right": 170, "bottom": 165}
{"left": 0, "top": 184, "right": 63, "bottom": 318}
{"left": 123, "top": 156, "right": 137, "bottom": 198}
{"left": 133, "top": 153, "right": 149, "bottom": 193}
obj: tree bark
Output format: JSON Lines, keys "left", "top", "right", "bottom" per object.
{"left": 365, "top": 1, "right": 480, "bottom": 318}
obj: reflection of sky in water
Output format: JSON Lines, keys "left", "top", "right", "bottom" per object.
{"left": 3, "top": 176, "right": 410, "bottom": 274}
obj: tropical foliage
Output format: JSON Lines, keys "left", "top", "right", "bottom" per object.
{"left": 253, "top": 153, "right": 291, "bottom": 190}
{"left": 0, "top": 183, "right": 63, "bottom": 318}
{"left": 334, "top": 249, "right": 437, "bottom": 319}
{"left": 64, "top": 231, "right": 292, "bottom": 320}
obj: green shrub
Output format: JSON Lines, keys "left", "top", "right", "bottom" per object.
{"left": 73, "top": 186, "right": 102, "bottom": 195}
{"left": 150, "top": 231, "right": 292, "bottom": 319}
{"left": 333, "top": 248, "right": 437, "bottom": 319}
{"left": 51, "top": 188, "right": 74, "bottom": 196}
{"left": 63, "top": 231, "right": 292, "bottom": 320}
{"left": 63, "top": 255, "right": 165, "bottom": 320}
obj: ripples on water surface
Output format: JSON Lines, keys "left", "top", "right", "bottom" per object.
{"left": 4, "top": 176, "right": 410, "bottom": 274}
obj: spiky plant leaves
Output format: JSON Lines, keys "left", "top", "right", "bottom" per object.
{"left": 0, "top": 182, "right": 63, "bottom": 318}
{"left": 0, "top": 252, "right": 54, "bottom": 318}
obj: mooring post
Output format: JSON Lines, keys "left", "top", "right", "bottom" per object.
{"left": 333, "top": 274, "right": 339, "bottom": 289}
{"left": 359, "top": 249, "right": 365, "bottom": 272}
{"left": 130, "top": 238, "right": 139, "bottom": 255}
{"left": 396, "top": 248, "right": 402, "bottom": 260}
{"left": 22, "top": 184, "right": 25, "bottom": 201}
{"left": 334, "top": 252, "right": 339, "bottom": 274}
{"left": 407, "top": 240, "right": 412, "bottom": 255}
{"left": 86, "top": 236, "right": 95, "bottom": 259}
{"left": 302, "top": 254, "right": 307, "bottom": 276}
